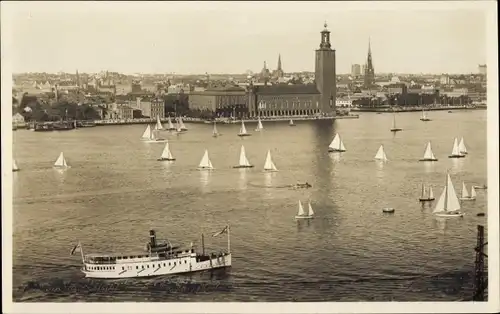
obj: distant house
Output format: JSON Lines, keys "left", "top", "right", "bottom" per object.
{"left": 12, "top": 113, "right": 25, "bottom": 125}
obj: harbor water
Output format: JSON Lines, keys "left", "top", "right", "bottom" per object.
{"left": 12, "top": 110, "right": 488, "bottom": 302}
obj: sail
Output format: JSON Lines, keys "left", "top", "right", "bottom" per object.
{"left": 329, "top": 134, "right": 341, "bottom": 150}
{"left": 256, "top": 118, "right": 263, "bottom": 131}
{"left": 392, "top": 115, "right": 397, "bottom": 129}
{"left": 458, "top": 137, "right": 467, "bottom": 153}
{"left": 289, "top": 119, "right": 294, "bottom": 125}
{"left": 429, "top": 187, "right": 434, "bottom": 199}
{"left": 161, "top": 142, "right": 173, "bottom": 159}
{"left": 179, "top": 117, "right": 187, "bottom": 130}
{"left": 167, "top": 117, "right": 175, "bottom": 129}
{"left": 461, "top": 182, "right": 469, "bottom": 198}
{"left": 150, "top": 128, "right": 157, "bottom": 140}
{"left": 198, "top": 150, "right": 213, "bottom": 169}
{"left": 213, "top": 122, "right": 218, "bottom": 135}
{"left": 54, "top": 152, "right": 67, "bottom": 167}
{"left": 156, "top": 116, "right": 163, "bottom": 130}
{"left": 374, "top": 145, "right": 387, "bottom": 161}
{"left": 470, "top": 186, "right": 477, "bottom": 198}
{"left": 308, "top": 202, "right": 314, "bottom": 216}
{"left": 445, "top": 174, "right": 461, "bottom": 211}
{"left": 141, "top": 125, "right": 151, "bottom": 139}
{"left": 451, "top": 138, "right": 461, "bottom": 156}
{"left": 433, "top": 186, "right": 447, "bottom": 213}
{"left": 421, "top": 183, "right": 426, "bottom": 198}
{"left": 264, "top": 150, "right": 277, "bottom": 171}
{"left": 340, "top": 139, "right": 346, "bottom": 151}
{"left": 13, "top": 159, "right": 19, "bottom": 171}
{"left": 423, "top": 142, "right": 436, "bottom": 159}
{"left": 238, "top": 145, "right": 251, "bottom": 166}
{"left": 421, "top": 109, "right": 426, "bottom": 119}
{"left": 239, "top": 121, "right": 248, "bottom": 134}
{"left": 297, "top": 201, "right": 305, "bottom": 216}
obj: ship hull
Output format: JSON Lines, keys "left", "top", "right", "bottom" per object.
{"left": 435, "top": 212, "right": 465, "bottom": 218}
{"left": 82, "top": 254, "right": 231, "bottom": 279}
{"left": 233, "top": 165, "right": 254, "bottom": 168}
{"left": 419, "top": 198, "right": 435, "bottom": 202}
{"left": 295, "top": 216, "right": 313, "bottom": 219}
{"left": 448, "top": 155, "right": 465, "bottom": 158}
{"left": 328, "top": 148, "right": 346, "bottom": 152}
{"left": 390, "top": 128, "right": 402, "bottom": 132}
{"left": 158, "top": 158, "right": 176, "bottom": 161}
{"left": 237, "top": 134, "right": 251, "bottom": 137}
{"left": 459, "top": 197, "right": 476, "bottom": 201}
{"left": 419, "top": 158, "right": 438, "bottom": 161}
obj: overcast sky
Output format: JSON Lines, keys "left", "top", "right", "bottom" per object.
{"left": 3, "top": 1, "right": 492, "bottom": 75}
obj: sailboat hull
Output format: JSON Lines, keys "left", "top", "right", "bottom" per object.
{"left": 157, "top": 158, "right": 176, "bottom": 161}
{"left": 144, "top": 139, "right": 167, "bottom": 143}
{"left": 198, "top": 167, "right": 214, "bottom": 170}
{"left": 448, "top": 155, "right": 465, "bottom": 158}
{"left": 420, "top": 118, "right": 432, "bottom": 121}
{"left": 237, "top": 134, "right": 251, "bottom": 137}
{"left": 289, "top": 124, "right": 296, "bottom": 127}
{"left": 263, "top": 169, "right": 278, "bottom": 172}
{"left": 419, "top": 198, "right": 435, "bottom": 202}
{"left": 382, "top": 208, "right": 395, "bottom": 213}
{"left": 435, "top": 212, "right": 465, "bottom": 218}
{"left": 328, "top": 148, "right": 346, "bottom": 152}
{"left": 390, "top": 128, "right": 402, "bottom": 132}
{"left": 459, "top": 197, "right": 476, "bottom": 201}
{"left": 12, "top": 169, "right": 20, "bottom": 172}
{"left": 233, "top": 165, "right": 254, "bottom": 168}
{"left": 473, "top": 185, "right": 487, "bottom": 189}
{"left": 295, "top": 215, "right": 314, "bottom": 219}
{"left": 419, "top": 158, "right": 438, "bottom": 161}
{"left": 460, "top": 152, "right": 468, "bottom": 155}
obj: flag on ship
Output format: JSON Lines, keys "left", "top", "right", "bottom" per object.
{"left": 212, "top": 226, "right": 229, "bottom": 237}
{"left": 70, "top": 242, "right": 81, "bottom": 255}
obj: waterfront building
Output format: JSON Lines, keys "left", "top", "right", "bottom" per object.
{"left": 189, "top": 86, "right": 247, "bottom": 117}
{"left": 336, "top": 98, "right": 353, "bottom": 108}
{"left": 118, "top": 106, "right": 134, "bottom": 120}
{"left": 314, "top": 22, "right": 337, "bottom": 115}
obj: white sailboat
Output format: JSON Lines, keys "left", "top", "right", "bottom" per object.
{"left": 157, "top": 141, "right": 175, "bottom": 161}
{"left": 198, "top": 149, "right": 214, "bottom": 170}
{"left": 419, "top": 141, "right": 438, "bottom": 161}
{"left": 212, "top": 122, "right": 220, "bottom": 137}
{"left": 179, "top": 117, "right": 188, "bottom": 131}
{"left": 13, "top": 159, "right": 20, "bottom": 172}
{"left": 432, "top": 173, "right": 464, "bottom": 217}
{"left": 459, "top": 182, "right": 476, "bottom": 201}
{"left": 419, "top": 183, "right": 435, "bottom": 201}
{"left": 233, "top": 145, "right": 254, "bottom": 168}
{"left": 328, "top": 133, "right": 346, "bottom": 152}
{"left": 263, "top": 150, "right": 278, "bottom": 172}
{"left": 295, "top": 200, "right": 314, "bottom": 219}
{"left": 155, "top": 115, "right": 163, "bottom": 131}
{"left": 141, "top": 125, "right": 152, "bottom": 141}
{"left": 458, "top": 137, "right": 468, "bottom": 155}
{"left": 142, "top": 124, "right": 166, "bottom": 143}
{"left": 390, "top": 114, "right": 402, "bottom": 132}
{"left": 166, "top": 116, "right": 176, "bottom": 130}
{"left": 54, "top": 152, "right": 69, "bottom": 168}
{"left": 448, "top": 137, "right": 465, "bottom": 158}
{"left": 374, "top": 145, "right": 388, "bottom": 161}
{"left": 289, "top": 119, "right": 296, "bottom": 127}
{"left": 238, "top": 120, "right": 251, "bottom": 137}
{"left": 420, "top": 109, "right": 431, "bottom": 121}
{"left": 255, "top": 118, "right": 264, "bottom": 132}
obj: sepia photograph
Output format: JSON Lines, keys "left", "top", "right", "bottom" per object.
{"left": 2, "top": 1, "right": 499, "bottom": 313}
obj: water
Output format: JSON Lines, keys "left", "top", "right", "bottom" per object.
{"left": 12, "top": 110, "right": 488, "bottom": 302}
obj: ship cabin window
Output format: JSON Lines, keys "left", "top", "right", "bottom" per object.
{"left": 142, "top": 265, "right": 144, "bottom": 269}
{"left": 163, "top": 263, "right": 166, "bottom": 267}
{"left": 169, "top": 262, "right": 171, "bottom": 266}
{"left": 174, "top": 262, "right": 176, "bottom": 266}
{"left": 122, "top": 267, "right": 125, "bottom": 270}
{"left": 147, "top": 265, "right": 149, "bottom": 268}
{"left": 185, "top": 260, "right": 187, "bottom": 264}
{"left": 136, "top": 266, "right": 139, "bottom": 269}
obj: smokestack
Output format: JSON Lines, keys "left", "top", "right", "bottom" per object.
{"left": 149, "top": 230, "right": 156, "bottom": 248}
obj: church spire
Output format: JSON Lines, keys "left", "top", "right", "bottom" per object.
{"left": 364, "top": 37, "right": 375, "bottom": 88}
{"left": 277, "top": 54, "right": 282, "bottom": 71}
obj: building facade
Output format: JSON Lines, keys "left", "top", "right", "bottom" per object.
{"left": 351, "top": 64, "right": 361, "bottom": 77}
{"left": 118, "top": 106, "right": 134, "bottom": 120}
{"left": 247, "top": 84, "right": 321, "bottom": 117}
{"left": 189, "top": 86, "right": 247, "bottom": 117}
{"left": 478, "top": 64, "right": 487, "bottom": 76}
{"left": 314, "top": 22, "right": 336, "bottom": 115}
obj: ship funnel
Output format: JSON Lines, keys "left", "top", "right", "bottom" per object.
{"left": 149, "top": 230, "right": 157, "bottom": 248}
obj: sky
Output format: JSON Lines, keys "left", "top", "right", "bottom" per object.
{"left": 2, "top": 1, "right": 492, "bottom": 75}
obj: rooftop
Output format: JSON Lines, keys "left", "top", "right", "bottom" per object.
{"left": 254, "top": 84, "right": 320, "bottom": 95}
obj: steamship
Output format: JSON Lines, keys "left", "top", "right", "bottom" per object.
{"left": 72, "top": 227, "right": 232, "bottom": 279}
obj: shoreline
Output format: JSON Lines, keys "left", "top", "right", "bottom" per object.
{"left": 351, "top": 105, "right": 484, "bottom": 113}
{"left": 92, "top": 115, "right": 360, "bottom": 126}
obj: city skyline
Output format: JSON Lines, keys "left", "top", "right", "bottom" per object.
{"left": 3, "top": 1, "right": 491, "bottom": 75}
